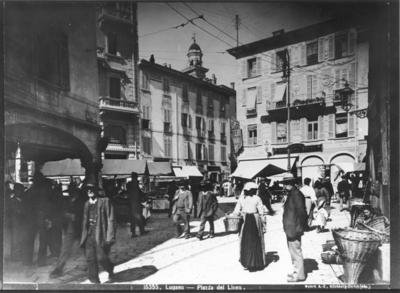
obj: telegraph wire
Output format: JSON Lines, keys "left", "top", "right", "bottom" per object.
{"left": 139, "top": 15, "right": 203, "bottom": 38}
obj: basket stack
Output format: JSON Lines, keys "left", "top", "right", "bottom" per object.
{"left": 332, "top": 228, "right": 381, "bottom": 284}
{"left": 223, "top": 214, "right": 242, "bottom": 233}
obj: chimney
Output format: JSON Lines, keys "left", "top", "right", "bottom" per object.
{"left": 230, "top": 82, "right": 235, "bottom": 89}
{"left": 212, "top": 74, "right": 217, "bottom": 85}
{"left": 149, "top": 54, "right": 155, "bottom": 63}
{"left": 272, "top": 29, "right": 284, "bottom": 37}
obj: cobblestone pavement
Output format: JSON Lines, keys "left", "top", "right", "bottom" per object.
{"left": 84, "top": 200, "right": 352, "bottom": 285}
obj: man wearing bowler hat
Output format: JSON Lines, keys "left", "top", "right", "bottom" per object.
{"left": 80, "top": 183, "right": 115, "bottom": 283}
{"left": 282, "top": 176, "right": 307, "bottom": 282}
{"left": 172, "top": 180, "right": 193, "bottom": 239}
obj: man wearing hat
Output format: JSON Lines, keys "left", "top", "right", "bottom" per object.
{"left": 80, "top": 183, "right": 116, "bottom": 283}
{"left": 171, "top": 180, "right": 193, "bottom": 239}
{"left": 196, "top": 181, "right": 218, "bottom": 240}
{"left": 126, "top": 172, "right": 146, "bottom": 237}
{"left": 282, "top": 176, "right": 307, "bottom": 282}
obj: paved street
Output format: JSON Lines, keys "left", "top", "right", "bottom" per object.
{"left": 83, "top": 199, "right": 350, "bottom": 285}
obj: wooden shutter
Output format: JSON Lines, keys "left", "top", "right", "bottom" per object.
{"left": 318, "top": 115, "right": 324, "bottom": 140}
{"left": 328, "top": 114, "right": 335, "bottom": 138}
{"left": 348, "top": 63, "right": 356, "bottom": 88}
{"left": 270, "top": 51, "right": 276, "bottom": 72}
{"left": 256, "top": 56, "right": 262, "bottom": 76}
{"left": 270, "top": 122, "right": 277, "bottom": 144}
{"left": 334, "top": 69, "right": 341, "bottom": 89}
{"left": 300, "top": 118, "right": 307, "bottom": 141}
{"left": 300, "top": 43, "right": 307, "bottom": 66}
{"left": 312, "top": 75, "right": 318, "bottom": 98}
{"left": 263, "top": 81, "right": 270, "bottom": 109}
{"left": 328, "top": 35, "right": 335, "bottom": 60}
{"left": 188, "top": 115, "right": 192, "bottom": 129}
{"left": 348, "top": 29, "right": 357, "bottom": 55}
{"left": 270, "top": 83, "right": 276, "bottom": 102}
{"left": 307, "top": 75, "right": 312, "bottom": 99}
{"left": 241, "top": 89, "right": 246, "bottom": 107}
{"left": 183, "top": 141, "right": 188, "bottom": 159}
{"left": 256, "top": 86, "right": 262, "bottom": 104}
{"left": 240, "top": 59, "right": 247, "bottom": 79}
{"left": 348, "top": 113, "right": 355, "bottom": 137}
{"left": 318, "top": 37, "right": 325, "bottom": 62}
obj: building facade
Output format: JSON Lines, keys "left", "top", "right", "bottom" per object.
{"left": 4, "top": 2, "right": 102, "bottom": 183}
{"left": 138, "top": 40, "right": 236, "bottom": 181}
{"left": 96, "top": 1, "right": 141, "bottom": 159}
{"left": 228, "top": 19, "right": 369, "bottom": 190}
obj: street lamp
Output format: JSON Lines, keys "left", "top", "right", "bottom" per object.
{"left": 336, "top": 80, "right": 354, "bottom": 112}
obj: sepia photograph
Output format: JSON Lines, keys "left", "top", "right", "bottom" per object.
{"left": 2, "top": 0, "right": 398, "bottom": 290}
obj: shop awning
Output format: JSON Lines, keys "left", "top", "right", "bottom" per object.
{"left": 147, "top": 161, "right": 173, "bottom": 176}
{"left": 41, "top": 159, "right": 85, "bottom": 177}
{"left": 102, "top": 159, "right": 147, "bottom": 175}
{"left": 173, "top": 166, "right": 203, "bottom": 178}
{"left": 231, "top": 155, "right": 298, "bottom": 180}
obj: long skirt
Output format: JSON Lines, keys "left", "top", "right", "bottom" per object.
{"left": 239, "top": 214, "right": 265, "bottom": 271}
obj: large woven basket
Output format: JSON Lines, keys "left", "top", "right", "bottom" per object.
{"left": 332, "top": 228, "right": 381, "bottom": 283}
{"left": 223, "top": 215, "right": 242, "bottom": 233}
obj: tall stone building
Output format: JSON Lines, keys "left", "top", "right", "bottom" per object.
{"left": 138, "top": 39, "right": 236, "bottom": 181}
{"left": 228, "top": 19, "right": 369, "bottom": 190}
{"left": 96, "top": 1, "right": 141, "bottom": 159}
{"left": 4, "top": 2, "right": 101, "bottom": 182}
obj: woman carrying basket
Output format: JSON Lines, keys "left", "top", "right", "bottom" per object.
{"left": 232, "top": 182, "right": 266, "bottom": 272}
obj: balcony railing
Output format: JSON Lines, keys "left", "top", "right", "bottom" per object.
{"left": 99, "top": 96, "right": 139, "bottom": 114}
{"left": 246, "top": 108, "right": 257, "bottom": 117}
{"left": 220, "top": 133, "right": 227, "bottom": 144}
{"left": 208, "top": 131, "right": 215, "bottom": 140}
{"left": 106, "top": 142, "right": 141, "bottom": 153}
{"left": 197, "top": 129, "right": 206, "bottom": 138}
{"left": 182, "top": 127, "right": 192, "bottom": 136}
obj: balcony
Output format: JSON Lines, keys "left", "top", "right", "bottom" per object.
{"left": 246, "top": 108, "right": 257, "bottom": 118}
{"left": 182, "top": 127, "right": 192, "bottom": 137}
{"left": 220, "top": 133, "right": 227, "bottom": 144}
{"left": 197, "top": 129, "right": 206, "bottom": 139}
{"left": 164, "top": 122, "right": 172, "bottom": 134}
{"left": 265, "top": 97, "right": 326, "bottom": 122}
{"left": 208, "top": 131, "right": 215, "bottom": 141}
{"left": 99, "top": 96, "right": 139, "bottom": 115}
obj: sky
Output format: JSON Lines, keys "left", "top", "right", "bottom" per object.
{"left": 137, "top": 2, "right": 334, "bottom": 86}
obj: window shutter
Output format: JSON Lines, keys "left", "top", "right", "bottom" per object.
{"left": 256, "top": 86, "right": 262, "bottom": 104}
{"left": 318, "top": 37, "right": 324, "bottom": 62}
{"left": 256, "top": 56, "right": 262, "bottom": 76}
{"left": 240, "top": 59, "right": 247, "bottom": 79}
{"left": 271, "top": 122, "right": 277, "bottom": 144}
{"left": 241, "top": 89, "right": 246, "bottom": 107}
{"left": 270, "top": 83, "right": 276, "bottom": 102}
{"left": 318, "top": 115, "right": 324, "bottom": 140}
{"left": 307, "top": 75, "right": 312, "bottom": 99}
{"left": 261, "top": 54, "right": 269, "bottom": 75}
{"left": 263, "top": 82, "right": 270, "bottom": 109}
{"left": 348, "top": 29, "right": 357, "bottom": 55}
{"left": 300, "top": 43, "right": 307, "bottom": 66}
{"left": 204, "top": 145, "right": 208, "bottom": 161}
{"left": 184, "top": 141, "right": 188, "bottom": 159}
{"left": 348, "top": 63, "right": 356, "bottom": 88}
{"left": 312, "top": 75, "right": 318, "bottom": 98}
{"left": 328, "top": 114, "right": 335, "bottom": 138}
{"left": 348, "top": 113, "right": 355, "bottom": 137}
{"left": 270, "top": 51, "right": 276, "bottom": 72}
{"left": 300, "top": 118, "right": 307, "bottom": 141}
{"left": 334, "top": 69, "right": 341, "bottom": 89}
{"left": 341, "top": 69, "right": 347, "bottom": 88}
{"left": 189, "top": 115, "right": 192, "bottom": 129}
{"left": 328, "top": 35, "right": 335, "bottom": 60}
{"left": 202, "top": 118, "right": 206, "bottom": 131}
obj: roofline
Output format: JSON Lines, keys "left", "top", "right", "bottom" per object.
{"left": 138, "top": 59, "right": 236, "bottom": 96}
{"left": 227, "top": 18, "right": 362, "bottom": 59}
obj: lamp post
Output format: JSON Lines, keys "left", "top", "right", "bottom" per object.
{"left": 284, "top": 49, "right": 291, "bottom": 172}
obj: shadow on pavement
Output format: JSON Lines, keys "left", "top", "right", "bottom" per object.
{"left": 106, "top": 265, "right": 158, "bottom": 283}
{"left": 214, "top": 231, "right": 237, "bottom": 237}
{"left": 265, "top": 251, "right": 279, "bottom": 267}
{"left": 304, "top": 258, "right": 319, "bottom": 274}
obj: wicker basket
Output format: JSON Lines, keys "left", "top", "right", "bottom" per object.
{"left": 332, "top": 228, "right": 381, "bottom": 283}
{"left": 223, "top": 215, "right": 242, "bottom": 233}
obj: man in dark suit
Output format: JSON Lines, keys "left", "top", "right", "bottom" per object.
{"left": 126, "top": 172, "right": 146, "bottom": 237}
{"left": 282, "top": 177, "right": 307, "bottom": 282}
{"left": 80, "top": 183, "right": 115, "bottom": 283}
{"left": 196, "top": 181, "right": 218, "bottom": 240}
{"left": 258, "top": 178, "right": 275, "bottom": 215}
{"left": 172, "top": 180, "right": 193, "bottom": 239}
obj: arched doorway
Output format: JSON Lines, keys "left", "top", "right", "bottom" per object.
{"left": 301, "top": 156, "right": 325, "bottom": 183}
{"left": 330, "top": 153, "right": 355, "bottom": 192}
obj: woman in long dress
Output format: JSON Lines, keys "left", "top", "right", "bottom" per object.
{"left": 233, "top": 182, "right": 266, "bottom": 271}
